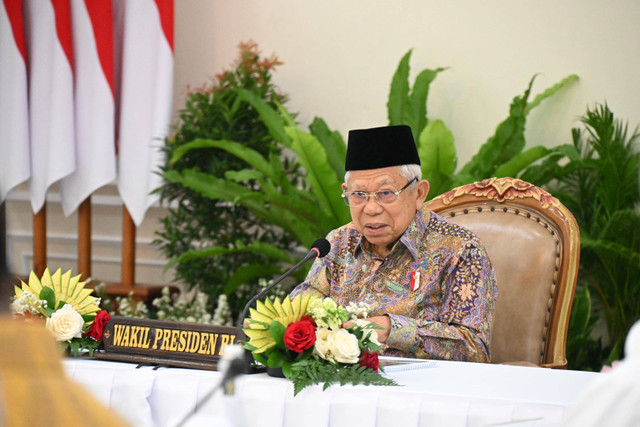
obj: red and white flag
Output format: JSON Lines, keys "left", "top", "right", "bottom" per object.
{"left": 23, "top": 0, "right": 76, "bottom": 213}
{"left": 0, "top": 0, "right": 30, "bottom": 201}
{"left": 114, "top": 0, "right": 174, "bottom": 226}
{"left": 59, "top": 0, "right": 116, "bottom": 215}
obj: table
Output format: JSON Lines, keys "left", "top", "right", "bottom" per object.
{"left": 62, "top": 358, "right": 599, "bottom": 427}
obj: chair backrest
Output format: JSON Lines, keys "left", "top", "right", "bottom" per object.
{"left": 424, "top": 177, "right": 580, "bottom": 368}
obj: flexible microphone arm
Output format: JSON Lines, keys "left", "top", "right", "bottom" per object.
{"left": 237, "top": 238, "right": 330, "bottom": 328}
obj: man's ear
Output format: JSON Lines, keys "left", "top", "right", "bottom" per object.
{"left": 415, "top": 179, "right": 430, "bottom": 207}
{"left": 341, "top": 183, "right": 347, "bottom": 191}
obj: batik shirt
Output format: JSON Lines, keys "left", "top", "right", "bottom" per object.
{"left": 291, "top": 207, "right": 497, "bottom": 362}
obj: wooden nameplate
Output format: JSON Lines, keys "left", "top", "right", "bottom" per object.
{"left": 96, "top": 316, "right": 244, "bottom": 371}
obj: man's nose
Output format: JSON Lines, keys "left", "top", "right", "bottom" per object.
{"left": 362, "top": 195, "right": 383, "bottom": 214}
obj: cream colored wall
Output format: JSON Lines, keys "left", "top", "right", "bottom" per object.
{"left": 174, "top": 0, "right": 640, "bottom": 165}
{"left": 5, "top": 0, "right": 640, "bottom": 285}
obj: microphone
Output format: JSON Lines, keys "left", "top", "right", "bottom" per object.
{"left": 237, "top": 238, "right": 331, "bottom": 327}
{"left": 175, "top": 344, "right": 248, "bottom": 427}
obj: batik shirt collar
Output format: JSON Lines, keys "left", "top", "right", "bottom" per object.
{"left": 354, "top": 207, "right": 431, "bottom": 261}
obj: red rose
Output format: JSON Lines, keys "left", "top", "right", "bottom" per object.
{"left": 283, "top": 317, "right": 316, "bottom": 353}
{"left": 299, "top": 315, "right": 316, "bottom": 327}
{"left": 359, "top": 350, "right": 379, "bottom": 372}
{"left": 86, "top": 310, "right": 111, "bottom": 341}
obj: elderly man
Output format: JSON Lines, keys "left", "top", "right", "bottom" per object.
{"left": 291, "top": 125, "right": 497, "bottom": 361}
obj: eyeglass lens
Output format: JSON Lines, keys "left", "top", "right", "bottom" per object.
{"left": 342, "top": 178, "right": 416, "bottom": 206}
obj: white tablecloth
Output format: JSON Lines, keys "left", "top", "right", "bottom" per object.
{"left": 62, "top": 358, "right": 599, "bottom": 427}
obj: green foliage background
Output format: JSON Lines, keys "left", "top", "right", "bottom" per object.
{"left": 154, "top": 42, "right": 305, "bottom": 318}
{"left": 157, "top": 45, "right": 639, "bottom": 371}
{"left": 529, "top": 104, "right": 640, "bottom": 369}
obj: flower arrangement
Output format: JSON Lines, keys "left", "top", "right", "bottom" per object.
{"left": 243, "top": 294, "right": 397, "bottom": 395}
{"left": 96, "top": 284, "right": 221, "bottom": 324}
{"left": 11, "top": 268, "right": 110, "bottom": 356}
{"left": 153, "top": 286, "right": 214, "bottom": 324}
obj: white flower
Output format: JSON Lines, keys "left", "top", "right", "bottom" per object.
{"left": 46, "top": 304, "right": 84, "bottom": 342}
{"left": 309, "top": 298, "right": 322, "bottom": 311}
{"left": 314, "top": 328, "right": 361, "bottom": 364}
{"left": 330, "top": 329, "right": 361, "bottom": 364}
{"left": 314, "top": 327, "right": 332, "bottom": 360}
{"left": 213, "top": 294, "right": 232, "bottom": 326}
{"left": 311, "top": 306, "right": 328, "bottom": 326}
{"left": 10, "top": 292, "right": 46, "bottom": 316}
{"left": 346, "top": 301, "right": 370, "bottom": 318}
{"left": 327, "top": 319, "right": 342, "bottom": 331}
{"left": 322, "top": 297, "right": 337, "bottom": 311}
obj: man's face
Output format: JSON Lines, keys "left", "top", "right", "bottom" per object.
{"left": 342, "top": 166, "right": 429, "bottom": 257}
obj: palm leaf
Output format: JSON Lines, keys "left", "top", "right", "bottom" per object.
{"left": 285, "top": 127, "right": 350, "bottom": 225}
{"left": 26, "top": 270, "right": 44, "bottom": 294}
{"left": 67, "top": 274, "right": 82, "bottom": 299}
{"left": 494, "top": 146, "right": 550, "bottom": 177}
{"left": 235, "top": 88, "right": 291, "bottom": 146}
{"left": 459, "top": 75, "right": 535, "bottom": 177}
{"left": 169, "top": 241, "right": 292, "bottom": 268}
{"left": 225, "top": 169, "right": 264, "bottom": 182}
{"left": 387, "top": 49, "right": 413, "bottom": 127}
{"left": 164, "top": 169, "right": 277, "bottom": 225}
{"left": 408, "top": 67, "right": 447, "bottom": 139}
{"left": 223, "top": 263, "right": 287, "bottom": 295}
{"left": 309, "top": 117, "right": 347, "bottom": 180}
{"left": 582, "top": 237, "right": 640, "bottom": 267}
{"left": 262, "top": 191, "right": 330, "bottom": 228}
{"left": 418, "top": 119, "right": 457, "bottom": 197}
{"left": 40, "top": 268, "right": 54, "bottom": 289}
{"left": 524, "top": 74, "right": 579, "bottom": 115}
{"left": 170, "top": 138, "right": 278, "bottom": 182}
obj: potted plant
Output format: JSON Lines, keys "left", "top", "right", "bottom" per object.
{"left": 154, "top": 41, "right": 305, "bottom": 324}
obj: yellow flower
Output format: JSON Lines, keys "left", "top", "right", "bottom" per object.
{"left": 243, "top": 293, "right": 316, "bottom": 354}
{"left": 14, "top": 268, "right": 100, "bottom": 323}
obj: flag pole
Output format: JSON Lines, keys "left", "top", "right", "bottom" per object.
{"left": 121, "top": 205, "right": 135, "bottom": 288}
{"left": 78, "top": 197, "right": 91, "bottom": 280}
{"left": 33, "top": 205, "right": 46, "bottom": 277}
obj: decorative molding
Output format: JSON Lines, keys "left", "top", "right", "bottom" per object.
{"left": 6, "top": 189, "right": 135, "bottom": 207}
{"left": 8, "top": 230, "right": 157, "bottom": 248}
{"left": 435, "top": 177, "right": 560, "bottom": 209}
{"left": 6, "top": 188, "right": 180, "bottom": 210}
{"left": 18, "top": 251, "right": 169, "bottom": 276}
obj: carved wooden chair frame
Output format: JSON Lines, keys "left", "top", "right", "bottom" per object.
{"left": 425, "top": 177, "right": 580, "bottom": 368}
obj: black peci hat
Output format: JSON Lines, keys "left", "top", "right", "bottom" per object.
{"left": 345, "top": 125, "right": 420, "bottom": 171}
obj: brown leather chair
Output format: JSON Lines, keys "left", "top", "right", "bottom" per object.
{"left": 424, "top": 177, "right": 580, "bottom": 368}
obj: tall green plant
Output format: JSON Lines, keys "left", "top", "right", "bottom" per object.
{"left": 534, "top": 104, "right": 640, "bottom": 365}
{"left": 387, "top": 50, "right": 579, "bottom": 197}
{"left": 154, "top": 42, "right": 304, "bottom": 319}
{"left": 163, "top": 93, "right": 351, "bottom": 294}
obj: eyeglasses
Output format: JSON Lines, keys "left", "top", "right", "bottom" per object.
{"left": 342, "top": 178, "right": 417, "bottom": 206}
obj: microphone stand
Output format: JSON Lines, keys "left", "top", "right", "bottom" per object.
{"left": 236, "top": 248, "right": 319, "bottom": 328}
{"left": 177, "top": 248, "right": 320, "bottom": 425}
{"left": 173, "top": 357, "right": 248, "bottom": 427}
